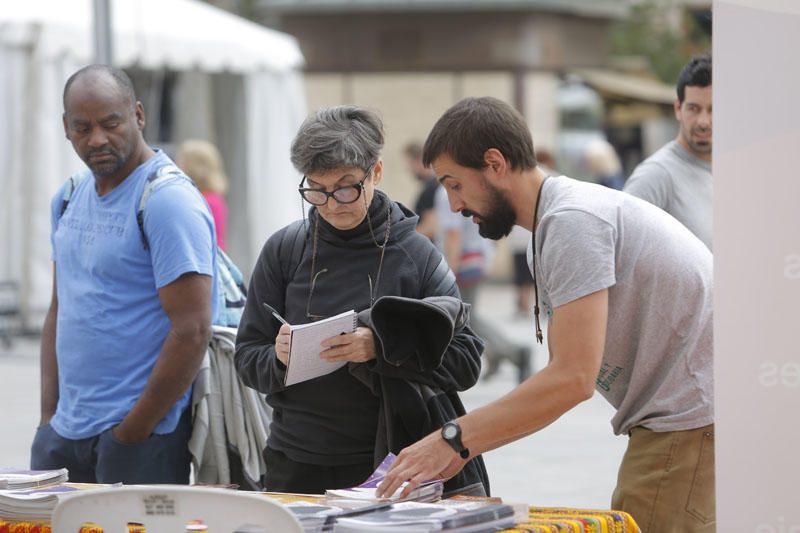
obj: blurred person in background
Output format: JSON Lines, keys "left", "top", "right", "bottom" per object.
{"left": 625, "top": 55, "right": 712, "bottom": 250}
{"left": 585, "top": 138, "right": 625, "bottom": 190}
{"left": 234, "top": 105, "right": 488, "bottom": 496}
{"left": 405, "top": 141, "right": 440, "bottom": 240}
{"left": 434, "top": 187, "right": 494, "bottom": 307}
{"left": 177, "top": 140, "right": 229, "bottom": 250}
{"left": 434, "top": 184, "right": 496, "bottom": 377}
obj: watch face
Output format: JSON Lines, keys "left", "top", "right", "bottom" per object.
{"left": 443, "top": 424, "right": 458, "bottom": 439}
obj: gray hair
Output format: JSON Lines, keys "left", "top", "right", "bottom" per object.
{"left": 290, "top": 105, "right": 384, "bottom": 176}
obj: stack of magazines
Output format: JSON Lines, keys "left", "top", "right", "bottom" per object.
{"left": 286, "top": 501, "right": 345, "bottom": 533}
{"left": 286, "top": 498, "right": 514, "bottom": 533}
{"left": 324, "top": 454, "right": 442, "bottom": 503}
{"left": 0, "top": 468, "right": 114, "bottom": 523}
{"left": 332, "top": 500, "right": 516, "bottom": 533}
{"left": 0, "top": 483, "right": 87, "bottom": 522}
{"left": 305, "top": 454, "right": 515, "bottom": 533}
{"left": 0, "top": 468, "right": 68, "bottom": 490}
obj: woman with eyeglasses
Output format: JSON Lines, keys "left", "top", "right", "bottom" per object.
{"left": 234, "top": 105, "right": 488, "bottom": 496}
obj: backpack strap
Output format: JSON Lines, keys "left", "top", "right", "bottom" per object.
{"left": 137, "top": 164, "right": 191, "bottom": 250}
{"left": 59, "top": 173, "right": 90, "bottom": 220}
{"left": 280, "top": 219, "right": 309, "bottom": 286}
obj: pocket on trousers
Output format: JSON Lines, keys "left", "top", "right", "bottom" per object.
{"left": 103, "top": 428, "right": 151, "bottom": 447}
{"left": 97, "top": 427, "right": 153, "bottom": 461}
{"left": 686, "top": 428, "right": 715, "bottom": 524}
{"left": 30, "top": 423, "right": 56, "bottom": 467}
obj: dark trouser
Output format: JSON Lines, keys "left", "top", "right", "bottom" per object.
{"left": 264, "top": 446, "right": 374, "bottom": 494}
{"left": 30, "top": 409, "right": 191, "bottom": 484}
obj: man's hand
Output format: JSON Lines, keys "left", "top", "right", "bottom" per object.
{"left": 274, "top": 324, "right": 291, "bottom": 365}
{"left": 376, "top": 430, "right": 467, "bottom": 499}
{"left": 111, "top": 423, "right": 150, "bottom": 444}
{"left": 320, "top": 326, "right": 376, "bottom": 363}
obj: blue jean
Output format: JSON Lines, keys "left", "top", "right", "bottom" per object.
{"left": 30, "top": 409, "right": 191, "bottom": 484}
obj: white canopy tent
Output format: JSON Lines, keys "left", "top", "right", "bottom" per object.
{"left": 0, "top": 0, "right": 307, "bottom": 328}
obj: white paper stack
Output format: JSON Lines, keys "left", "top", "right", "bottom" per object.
{"left": 0, "top": 468, "right": 68, "bottom": 490}
{"left": 286, "top": 501, "right": 343, "bottom": 533}
{"left": 324, "top": 453, "right": 443, "bottom": 504}
{"left": 332, "top": 501, "right": 515, "bottom": 532}
{"left": 0, "top": 483, "right": 84, "bottom": 521}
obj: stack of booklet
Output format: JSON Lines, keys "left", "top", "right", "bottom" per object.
{"left": 324, "top": 454, "right": 442, "bottom": 503}
{"left": 0, "top": 483, "right": 88, "bottom": 521}
{"left": 286, "top": 501, "right": 344, "bottom": 533}
{"left": 287, "top": 498, "right": 515, "bottom": 533}
{"left": 332, "top": 500, "right": 516, "bottom": 532}
{"left": 0, "top": 468, "right": 112, "bottom": 523}
{"left": 0, "top": 468, "right": 68, "bottom": 490}
{"left": 291, "top": 454, "right": 516, "bottom": 533}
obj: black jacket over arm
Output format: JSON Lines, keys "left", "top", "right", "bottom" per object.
{"left": 235, "top": 191, "right": 488, "bottom": 494}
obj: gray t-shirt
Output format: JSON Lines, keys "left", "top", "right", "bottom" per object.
{"left": 624, "top": 140, "right": 713, "bottom": 250}
{"left": 530, "top": 176, "right": 713, "bottom": 435}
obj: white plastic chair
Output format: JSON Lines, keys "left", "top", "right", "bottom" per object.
{"left": 51, "top": 485, "right": 303, "bottom": 533}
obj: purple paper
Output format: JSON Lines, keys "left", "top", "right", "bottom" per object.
{"left": 357, "top": 453, "right": 397, "bottom": 489}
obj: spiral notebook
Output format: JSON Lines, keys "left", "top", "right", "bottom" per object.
{"left": 284, "top": 310, "right": 357, "bottom": 386}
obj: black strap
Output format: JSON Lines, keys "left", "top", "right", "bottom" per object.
{"left": 279, "top": 219, "right": 309, "bottom": 286}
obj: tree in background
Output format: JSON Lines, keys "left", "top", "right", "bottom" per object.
{"left": 611, "top": 0, "right": 711, "bottom": 84}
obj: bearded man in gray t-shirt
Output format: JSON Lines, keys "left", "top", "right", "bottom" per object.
{"left": 378, "top": 97, "right": 714, "bottom": 533}
{"left": 625, "top": 55, "right": 712, "bottom": 250}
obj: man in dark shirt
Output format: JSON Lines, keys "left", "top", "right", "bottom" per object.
{"left": 406, "top": 142, "right": 439, "bottom": 240}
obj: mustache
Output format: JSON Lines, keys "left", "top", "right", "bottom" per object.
{"left": 461, "top": 209, "right": 476, "bottom": 218}
{"left": 87, "top": 149, "right": 115, "bottom": 157}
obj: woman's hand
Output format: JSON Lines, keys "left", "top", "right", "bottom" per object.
{"left": 320, "top": 326, "right": 377, "bottom": 363}
{"left": 274, "top": 324, "right": 291, "bottom": 366}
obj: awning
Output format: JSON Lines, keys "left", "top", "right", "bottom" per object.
{"left": 0, "top": 0, "right": 304, "bottom": 73}
{"left": 573, "top": 68, "right": 676, "bottom": 105}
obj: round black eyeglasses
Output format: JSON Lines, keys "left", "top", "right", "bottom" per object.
{"left": 298, "top": 166, "right": 373, "bottom": 206}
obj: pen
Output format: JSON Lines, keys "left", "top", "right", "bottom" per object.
{"left": 262, "top": 302, "right": 289, "bottom": 325}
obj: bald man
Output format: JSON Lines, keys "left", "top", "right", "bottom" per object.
{"left": 30, "top": 65, "right": 217, "bottom": 484}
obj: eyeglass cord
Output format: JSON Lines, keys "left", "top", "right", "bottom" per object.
{"left": 306, "top": 182, "right": 391, "bottom": 319}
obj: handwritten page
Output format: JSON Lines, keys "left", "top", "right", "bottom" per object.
{"left": 284, "top": 310, "right": 357, "bottom": 386}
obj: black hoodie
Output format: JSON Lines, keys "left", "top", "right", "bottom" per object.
{"left": 235, "top": 191, "right": 484, "bottom": 473}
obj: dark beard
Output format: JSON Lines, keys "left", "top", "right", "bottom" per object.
{"left": 466, "top": 183, "right": 516, "bottom": 240}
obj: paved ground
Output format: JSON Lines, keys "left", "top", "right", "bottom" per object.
{"left": 0, "top": 283, "right": 626, "bottom": 509}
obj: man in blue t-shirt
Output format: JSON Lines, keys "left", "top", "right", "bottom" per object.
{"left": 30, "top": 65, "right": 217, "bottom": 484}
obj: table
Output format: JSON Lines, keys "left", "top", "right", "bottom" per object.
{"left": 1, "top": 494, "right": 639, "bottom": 532}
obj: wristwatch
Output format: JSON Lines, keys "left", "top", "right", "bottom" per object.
{"left": 441, "top": 420, "right": 470, "bottom": 459}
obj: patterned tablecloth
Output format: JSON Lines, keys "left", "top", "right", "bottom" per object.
{"left": 506, "top": 506, "right": 640, "bottom": 532}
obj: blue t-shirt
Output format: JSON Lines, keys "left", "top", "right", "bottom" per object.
{"left": 49, "top": 150, "right": 217, "bottom": 439}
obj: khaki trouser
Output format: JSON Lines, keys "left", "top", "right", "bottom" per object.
{"left": 612, "top": 424, "right": 715, "bottom": 533}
